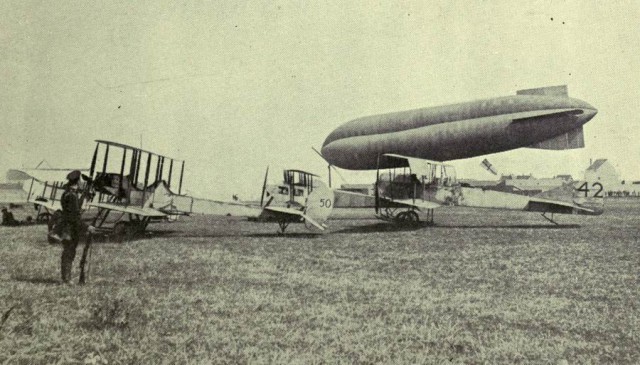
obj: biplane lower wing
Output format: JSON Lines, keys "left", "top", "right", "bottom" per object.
{"left": 29, "top": 197, "right": 62, "bottom": 212}
{"left": 88, "top": 202, "right": 167, "bottom": 217}
{"left": 386, "top": 198, "right": 441, "bottom": 211}
{"left": 261, "top": 206, "right": 326, "bottom": 230}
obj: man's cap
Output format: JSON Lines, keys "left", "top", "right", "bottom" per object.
{"left": 67, "top": 170, "right": 81, "bottom": 181}
{"left": 1, "top": 207, "right": 7, "bottom": 212}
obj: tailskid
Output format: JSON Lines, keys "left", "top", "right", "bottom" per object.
{"left": 541, "top": 212, "right": 559, "bottom": 225}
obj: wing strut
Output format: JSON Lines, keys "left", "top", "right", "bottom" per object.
{"left": 260, "top": 166, "right": 269, "bottom": 207}
{"left": 90, "top": 143, "right": 99, "bottom": 177}
{"left": 375, "top": 154, "right": 380, "bottom": 214}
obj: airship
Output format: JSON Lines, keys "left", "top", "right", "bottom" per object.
{"left": 321, "top": 85, "right": 597, "bottom": 170}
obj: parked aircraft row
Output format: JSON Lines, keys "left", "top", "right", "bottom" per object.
{"left": 4, "top": 85, "right": 604, "bottom": 239}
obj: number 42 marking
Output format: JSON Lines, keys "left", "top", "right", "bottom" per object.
{"left": 577, "top": 182, "right": 604, "bottom": 198}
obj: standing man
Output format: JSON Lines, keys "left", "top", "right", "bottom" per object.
{"left": 59, "top": 170, "right": 94, "bottom": 283}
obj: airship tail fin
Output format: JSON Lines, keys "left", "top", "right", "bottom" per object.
{"left": 517, "top": 85, "right": 568, "bottom": 97}
{"left": 527, "top": 126, "right": 585, "bottom": 150}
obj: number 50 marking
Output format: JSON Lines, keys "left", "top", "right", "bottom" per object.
{"left": 320, "top": 199, "right": 332, "bottom": 208}
{"left": 577, "top": 182, "right": 604, "bottom": 198}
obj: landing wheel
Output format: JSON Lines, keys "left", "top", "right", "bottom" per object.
{"left": 394, "top": 210, "right": 420, "bottom": 225}
{"left": 406, "top": 210, "right": 420, "bottom": 224}
{"left": 37, "top": 212, "right": 51, "bottom": 223}
{"left": 394, "top": 212, "right": 408, "bottom": 223}
{"left": 114, "top": 221, "right": 146, "bottom": 243}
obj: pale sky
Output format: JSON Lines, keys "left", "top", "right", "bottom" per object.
{"left": 1, "top": 1, "right": 639, "bottom": 199}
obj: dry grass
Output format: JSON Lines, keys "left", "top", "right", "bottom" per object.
{"left": 0, "top": 200, "right": 638, "bottom": 363}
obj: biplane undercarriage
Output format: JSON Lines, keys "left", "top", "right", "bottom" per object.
{"left": 249, "top": 215, "right": 303, "bottom": 234}
{"left": 92, "top": 208, "right": 153, "bottom": 242}
{"left": 47, "top": 207, "right": 155, "bottom": 244}
{"left": 376, "top": 206, "right": 435, "bottom": 226}
{"left": 277, "top": 220, "right": 291, "bottom": 234}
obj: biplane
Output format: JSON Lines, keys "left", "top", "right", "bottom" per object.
{"left": 253, "top": 168, "right": 334, "bottom": 233}
{"left": 369, "top": 153, "right": 604, "bottom": 225}
{"left": 22, "top": 140, "right": 189, "bottom": 242}
{"left": 26, "top": 140, "right": 333, "bottom": 241}
{"left": 18, "top": 169, "right": 89, "bottom": 224}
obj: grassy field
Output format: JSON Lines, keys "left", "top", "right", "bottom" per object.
{"left": 0, "top": 200, "right": 638, "bottom": 363}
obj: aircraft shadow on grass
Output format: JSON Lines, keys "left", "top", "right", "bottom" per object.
{"left": 12, "top": 276, "right": 60, "bottom": 285}
{"left": 41, "top": 222, "right": 580, "bottom": 243}
{"left": 334, "top": 222, "right": 581, "bottom": 234}
{"left": 245, "top": 232, "right": 321, "bottom": 239}
{"left": 434, "top": 224, "right": 581, "bottom": 229}
{"left": 58, "top": 229, "right": 323, "bottom": 243}
{"left": 143, "top": 231, "right": 323, "bottom": 240}
{"left": 89, "top": 224, "right": 581, "bottom": 240}
{"left": 334, "top": 222, "right": 433, "bottom": 234}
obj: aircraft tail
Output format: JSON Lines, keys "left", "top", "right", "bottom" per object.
{"left": 304, "top": 180, "right": 334, "bottom": 228}
{"left": 571, "top": 180, "right": 605, "bottom": 215}
{"left": 527, "top": 126, "right": 585, "bottom": 150}
{"left": 533, "top": 180, "right": 604, "bottom": 215}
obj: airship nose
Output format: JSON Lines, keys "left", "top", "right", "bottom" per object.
{"left": 572, "top": 97, "right": 597, "bottom": 125}
{"left": 585, "top": 107, "right": 598, "bottom": 117}
{"left": 580, "top": 106, "right": 598, "bottom": 124}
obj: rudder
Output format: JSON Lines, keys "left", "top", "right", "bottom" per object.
{"left": 304, "top": 180, "right": 334, "bottom": 227}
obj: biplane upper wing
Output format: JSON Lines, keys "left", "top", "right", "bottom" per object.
{"left": 261, "top": 206, "right": 326, "bottom": 230}
{"left": 15, "top": 169, "right": 82, "bottom": 183}
{"left": 11, "top": 168, "right": 89, "bottom": 207}
{"left": 382, "top": 153, "right": 453, "bottom": 178}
